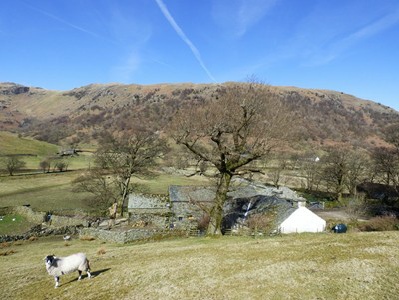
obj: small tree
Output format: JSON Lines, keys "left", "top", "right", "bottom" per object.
{"left": 299, "top": 154, "right": 322, "bottom": 192}
{"left": 73, "top": 169, "right": 118, "bottom": 211}
{"left": 39, "top": 159, "right": 51, "bottom": 173}
{"left": 345, "top": 150, "right": 370, "bottom": 197}
{"left": 92, "top": 129, "right": 167, "bottom": 216}
{"left": 269, "top": 155, "right": 288, "bottom": 188}
{"left": 321, "top": 147, "right": 350, "bottom": 205}
{"left": 54, "top": 160, "right": 69, "bottom": 172}
{"left": 2, "top": 156, "right": 26, "bottom": 176}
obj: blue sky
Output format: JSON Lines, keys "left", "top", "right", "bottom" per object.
{"left": 1, "top": 0, "right": 398, "bottom": 111}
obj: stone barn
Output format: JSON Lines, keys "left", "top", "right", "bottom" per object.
{"left": 126, "top": 193, "right": 170, "bottom": 228}
{"left": 168, "top": 185, "right": 215, "bottom": 230}
{"left": 126, "top": 179, "right": 326, "bottom": 234}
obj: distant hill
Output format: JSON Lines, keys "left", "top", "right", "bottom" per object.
{"left": 1, "top": 81, "right": 398, "bottom": 151}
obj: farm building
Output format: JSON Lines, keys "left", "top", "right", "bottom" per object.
{"left": 168, "top": 185, "right": 215, "bottom": 229}
{"left": 170, "top": 180, "right": 326, "bottom": 234}
{"left": 126, "top": 179, "right": 326, "bottom": 234}
{"left": 126, "top": 193, "right": 170, "bottom": 228}
{"left": 278, "top": 203, "right": 326, "bottom": 233}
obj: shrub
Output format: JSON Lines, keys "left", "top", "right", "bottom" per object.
{"left": 28, "top": 236, "right": 37, "bottom": 242}
{"left": 358, "top": 215, "right": 399, "bottom": 232}
{"left": 0, "top": 242, "right": 10, "bottom": 249}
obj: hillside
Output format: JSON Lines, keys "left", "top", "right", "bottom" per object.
{"left": 1, "top": 82, "right": 398, "bottom": 150}
{"left": 1, "top": 232, "right": 398, "bottom": 299}
{"left": 0, "top": 131, "right": 58, "bottom": 156}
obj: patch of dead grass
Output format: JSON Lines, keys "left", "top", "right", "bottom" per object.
{"left": 0, "top": 249, "right": 16, "bottom": 256}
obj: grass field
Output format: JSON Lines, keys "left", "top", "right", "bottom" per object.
{"left": 0, "top": 170, "right": 209, "bottom": 212}
{"left": 0, "top": 214, "right": 35, "bottom": 235}
{"left": 0, "top": 131, "right": 58, "bottom": 156}
{"left": 1, "top": 231, "right": 398, "bottom": 299}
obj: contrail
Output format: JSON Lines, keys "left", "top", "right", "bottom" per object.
{"left": 155, "top": 0, "right": 216, "bottom": 82}
{"left": 22, "top": 1, "right": 117, "bottom": 44}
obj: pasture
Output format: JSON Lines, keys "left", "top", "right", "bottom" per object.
{"left": 1, "top": 231, "right": 398, "bottom": 299}
{"left": 0, "top": 170, "right": 208, "bottom": 212}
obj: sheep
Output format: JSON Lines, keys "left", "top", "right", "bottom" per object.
{"left": 44, "top": 253, "right": 92, "bottom": 288}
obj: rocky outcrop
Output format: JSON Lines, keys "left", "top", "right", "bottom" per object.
{"left": 0, "top": 83, "right": 29, "bottom": 95}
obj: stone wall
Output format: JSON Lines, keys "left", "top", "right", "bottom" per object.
{"left": 0, "top": 225, "right": 81, "bottom": 243}
{"left": 0, "top": 206, "right": 89, "bottom": 227}
{"left": 80, "top": 228, "right": 161, "bottom": 244}
{"left": 129, "top": 210, "right": 170, "bottom": 228}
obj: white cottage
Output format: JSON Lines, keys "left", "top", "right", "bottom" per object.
{"left": 278, "top": 203, "right": 326, "bottom": 234}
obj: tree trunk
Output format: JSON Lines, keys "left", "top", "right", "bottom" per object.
{"left": 117, "top": 177, "right": 131, "bottom": 216}
{"left": 207, "top": 172, "right": 232, "bottom": 235}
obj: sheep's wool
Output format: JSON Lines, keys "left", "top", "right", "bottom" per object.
{"left": 46, "top": 253, "right": 89, "bottom": 277}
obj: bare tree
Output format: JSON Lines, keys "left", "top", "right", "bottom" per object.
{"left": 170, "top": 81, "right": 294, "bottom": 235}
{"left": 345, "top": 150, "right": 370, "bottom": 197}
{"left": 73, "top": 168, "right": 118, "bottom": 211}
{"left": 320, "top": 147, "right": 369, "bottom": 204}
{"left": 299, "top": 154, "right": 322, "bottom": 192}
{"left": 371, "top": 147, "right": 397, "bottom": 184}
{"left": 93, "top": 129, "right": 167, "bottom": 216}
{"left": 384, "top": 123, "right": 399, "bottom": 151}
{"left": 1, "top": 156, "right": 26, "bottom": 176}
{"left": 321, "top": 147, "right": 350, "bottom": 205}
{"left": 39, "top": 159, "right": 51, "bottom": 173}
{"left": 382, "top": 123, "right": 399, "bottom": 193}
{"left": 269, "top": 155, "right": 288, "bottom": 188}
{"left": 54, "top": 160, "right": 69, "bottom": 172}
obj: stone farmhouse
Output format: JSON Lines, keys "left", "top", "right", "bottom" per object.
{"left": 126, "top": 179, "right": 326, "bottom": 234}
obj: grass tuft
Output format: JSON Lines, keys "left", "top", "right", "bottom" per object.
{"left": 96, "top": 247, "right": 106, "bottom": 255}
{"left": 80, "top": 235, "right": 96, "bottom": 241}
{"left": 0, "top": 242, "right": 10, "bottom": 249}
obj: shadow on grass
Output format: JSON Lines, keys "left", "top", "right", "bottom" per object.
{"left": 62, "top": 268, "right": 111, "bottom": 286}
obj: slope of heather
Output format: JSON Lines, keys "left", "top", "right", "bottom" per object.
{"left": 1, "top": 82, "right": 398, "bottom": 150}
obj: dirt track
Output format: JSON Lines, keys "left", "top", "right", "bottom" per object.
{"left": 314, "top": 209, "right": 352, "bottom": 221}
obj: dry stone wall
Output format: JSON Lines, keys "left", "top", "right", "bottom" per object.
{"left": 80, "top": 227, "right": 161, "bottom": 243}
{"left": 0, "top": 206, "right": 89, "bottom": 227}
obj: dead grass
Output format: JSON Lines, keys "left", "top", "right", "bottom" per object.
{"left": 79, "top": 235, "right": 96, "bottom": 241}
{"left": 0, "top": 249, "right": 16, "bottom": 256}
{"left": 0, "top": 232, "right": 398, "bottom": 299}
{"left": 96, "top": 247, "right": 106, "bottom": 255}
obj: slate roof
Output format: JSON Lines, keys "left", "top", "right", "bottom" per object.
{"left": 169, "top": 185, "right": 216, "bottom": 203}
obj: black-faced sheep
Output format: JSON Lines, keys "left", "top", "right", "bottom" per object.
{"left": 44, "top": 253, "right": 91, "bottom": 288}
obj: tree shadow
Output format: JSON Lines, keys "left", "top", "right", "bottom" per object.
{"left": 62, "top": 268, "right": 111, "bottom": 286}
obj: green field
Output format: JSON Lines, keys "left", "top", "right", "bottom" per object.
{"left": 0, "top": 131, "right": 58, "bottom": 156}
{"left": 0, "top": 170, "right": 209, "bottom": 212}
{"left": 0, "top": 214, "right": 35, "bottom": 235}
{"left": 1, "top": 231, "right": 398, "bottom": 299}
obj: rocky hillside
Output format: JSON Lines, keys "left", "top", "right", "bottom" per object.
{"left": 1, "top": 81, "right": 398, "bottom": 150}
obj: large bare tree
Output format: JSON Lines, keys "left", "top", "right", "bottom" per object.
{"left": 75, "top": 129, "right": 167, "bottom": 216}
{"left": 170, "top": 81, "right": 294, "bottom": 234}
